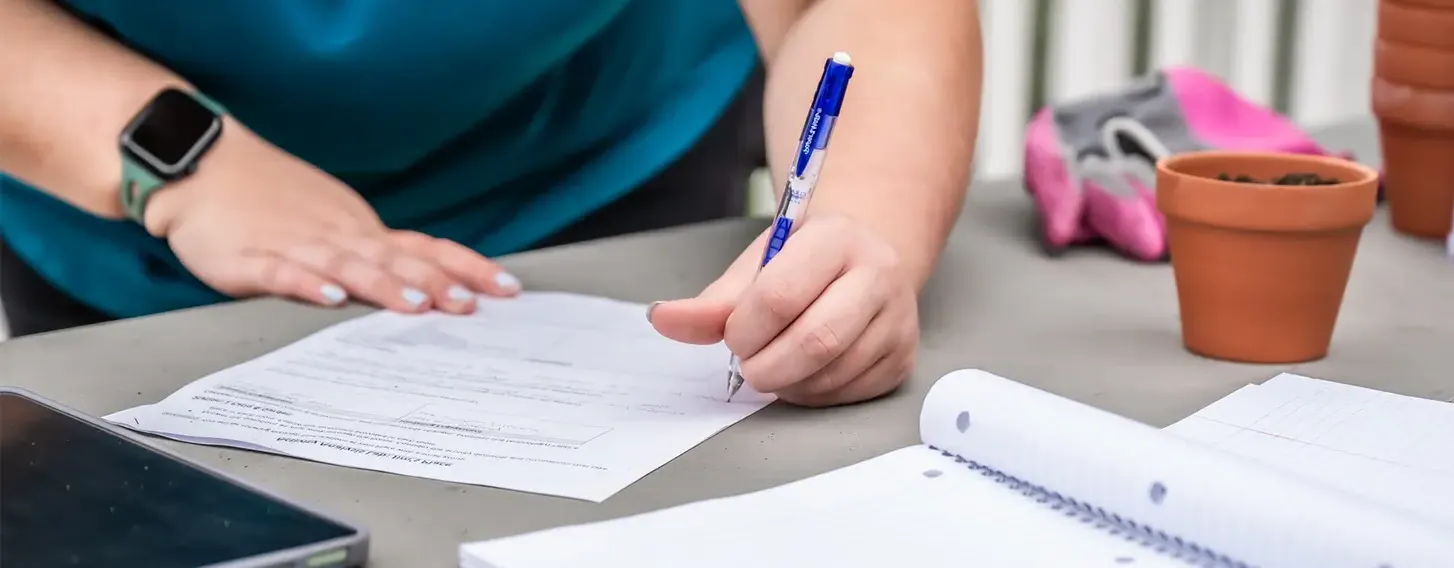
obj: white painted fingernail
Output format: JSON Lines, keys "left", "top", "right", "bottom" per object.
{"left": 447, "top": 285, "right": 474, "bottom": 302}
{"left": 320, "top": 284, "right": 347, "bottom": 305}
{"left": 494, "top": 272, "right": 521, "bottom": 292}
{"left": 402, "top": 287, "right": 428, "bottom": 307}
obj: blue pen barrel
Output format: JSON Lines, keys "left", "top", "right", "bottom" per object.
{"left": 761, "top": 53, "right": 855, "bottom": 267}
{"left": 793, "top": 55, "right": 855, "bottom": 178}
{"left": 728, "top": 51, "right": 855, "bottom": 401}
{"left": 764, "top": 216, "right": 795, "bottom": 265}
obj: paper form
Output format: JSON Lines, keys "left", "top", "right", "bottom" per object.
{"left": 1164, "top": 373, "right": 1454, "bottom": 529}
{"left": 105, "top": 292, "right": 775, "bottom": 502}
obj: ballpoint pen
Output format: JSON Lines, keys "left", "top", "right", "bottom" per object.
{"left": 726, "top": 51, "right": 855, "bottom": 402}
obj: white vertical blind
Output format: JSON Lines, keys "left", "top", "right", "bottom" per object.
{"left": 963, "top": 0, "right": 1374, "bottom": 182}
{"left": 1147, "top": 0, "right": 1281, "bottom": 106}
{"left": 1289, "top": 0, "right": 1378, "bottom": 125}
{"left": 1045, "top": 0, "right": 1137, "bottom": 104}
{"left": 1149, "top": 0, "right": 1242, "bottom": 81}
{"left": 975, "top": 0, "right": 1036, "bottom": 178}
{"left": 1149, "top": 0, "right": 1202, "bottom": 70}
{"left": 1229, "top": 0, "right": 1282, "bottom": 107}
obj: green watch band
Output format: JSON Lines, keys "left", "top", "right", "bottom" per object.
{"left": 119, "top": 90, "right": 228, "bottom": 224}
{"left": 120, "top": 157, "right": 168, "bottom": 223}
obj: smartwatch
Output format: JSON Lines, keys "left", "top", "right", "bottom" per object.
{"left": 118, "top": 87, "right": 227, "bottom": 223}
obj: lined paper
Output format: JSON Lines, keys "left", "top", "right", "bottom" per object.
{"left": 463, "top": 446, "right": 1178, "bottom": 568}
{"left": 1165, "top": 373, "right": 1454, "bottom": 529}
{"left": 462, "top": 370, "right": 1454, "bottom": 568}
{"left": 919, "top": 370, "right": 1453, "bottom": 567}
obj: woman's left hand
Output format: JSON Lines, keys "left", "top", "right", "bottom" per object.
{"left": 649, "top": 215, "right": 919, "bottom": 407}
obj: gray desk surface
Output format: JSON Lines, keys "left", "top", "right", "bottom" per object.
{"left": 2, "top": 120, "right": 1450, "bottom": 567}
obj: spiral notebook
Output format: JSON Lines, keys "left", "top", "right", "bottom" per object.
{"left": 461, "top": 370, "right": 1454, "bottom": 568}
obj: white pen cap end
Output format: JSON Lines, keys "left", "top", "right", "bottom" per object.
{"left": 831, "top": 51, "right": 852, "bottom": 65}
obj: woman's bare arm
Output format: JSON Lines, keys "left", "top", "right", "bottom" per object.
{"left": 738, "top": 0, "right": 983, "bottom": 288}
{"left": 0, "top": 0, "right": 202, "bottom": 217}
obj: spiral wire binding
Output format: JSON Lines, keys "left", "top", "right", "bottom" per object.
{"left": 928, "top": 446, "right": 1255, "bottom": 568}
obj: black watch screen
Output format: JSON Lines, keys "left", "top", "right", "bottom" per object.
{"left": 120, "top": 88, "right": 222, "bottom": 179}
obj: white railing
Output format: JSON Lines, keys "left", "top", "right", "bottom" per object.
{"left": 975, "top": 0, "right": 1379, "bottom": 179}
{"left": 747, "top": 0, "right": 1380, "bottom": 215}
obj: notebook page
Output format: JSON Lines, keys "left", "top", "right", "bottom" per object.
{"left": 1164, "top": 373, "right": 1454, "bottom": 529}
{"left": 461, "top": 446, "right": 1182, "bottom": 568}
{"left": 919, "top": 369, "right": 1454, "bottom": 568}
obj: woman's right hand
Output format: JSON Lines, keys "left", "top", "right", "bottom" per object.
{"left": 140, "top": 119, "right": 520, "bottom": 314}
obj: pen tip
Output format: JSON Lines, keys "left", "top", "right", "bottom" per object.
{"left": 726, "top": 369, "right": 741, "bottom": 402}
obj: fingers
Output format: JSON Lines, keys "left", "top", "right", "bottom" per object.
{"left": 261, "top": 231, "right": 520, "bottom": 315}
{"left": 723, "top": 224, "right": 851, "bottom": 361}
{"left": 390, "top": 231, "right": 521, "bottom": 297}
{"left": 284, "top": 241, "right": 432, "bottom": 313}
{"left": 776, "top": 349, "right": 912, "bottom": 408}
{"left": 735, "top": 267, "right": 888, "bottom": 392}
{"left": 648, "top": 299, "right": 735, "bottom": 345}
{"left": 648, "top": 236, "right": 767, "bottom": 344}
{"left": 783, "top": 309, "right": 914, "bottom": 400}
{"left": 329, "top": 232, "right": 475, "bottom": 314}
{"left": 701, "top": 226, "right": 772, "bottom": 300}
{"left": 231, "top": 254, "right": 350, "bottom": 308}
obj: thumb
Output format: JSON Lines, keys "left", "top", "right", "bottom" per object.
{"left": 650, "top": 227, "right": 770, "bottom": 345}
{"left": 648, "top": 265, "right": 755, "bottom": 345}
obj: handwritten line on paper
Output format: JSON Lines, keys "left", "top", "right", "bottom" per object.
{"left": 105, "top": 292, "right": 776, "bottom": 502}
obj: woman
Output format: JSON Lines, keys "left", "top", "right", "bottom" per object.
{"left": 0, "top": 0, "right": 983, "bottom": 406}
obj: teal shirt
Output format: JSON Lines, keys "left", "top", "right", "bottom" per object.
{"left": 0, "top": 0, "right": 757, "bottom": 318}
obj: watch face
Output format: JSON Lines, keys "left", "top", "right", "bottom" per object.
{"left": 123, "top": 89, "right": 221, "bottom": 176}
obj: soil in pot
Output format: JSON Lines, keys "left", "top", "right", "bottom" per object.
{"left": 1214, "top": 172, "right": 1341, "bottom": 185}
{"left": 1157, "top": 152, "right": 1379, "bottom": 364}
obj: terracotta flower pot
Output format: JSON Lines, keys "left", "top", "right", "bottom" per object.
{"left": 1379, "top": 0, "right": 1454, "bottom": 50}
{"left": 1156, "top": 151, "right": 1380, "bottom": 364}
{"left": 1375, "top": 0, "right": 1454, "bottom": 238}
{"left": 1374, "top": 40, "right": 1454, "bottom": 90}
